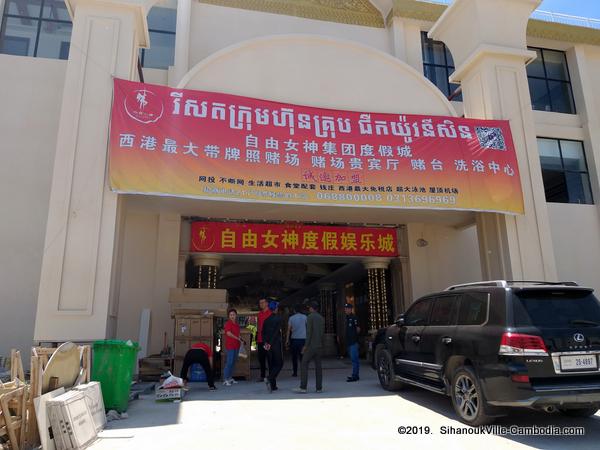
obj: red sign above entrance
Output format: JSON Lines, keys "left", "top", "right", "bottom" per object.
{"left": 190, "top": 222, "right": 398, "bottom": 257}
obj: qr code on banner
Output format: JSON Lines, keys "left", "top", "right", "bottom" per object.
{"left": 475, "top": 126, "right": 507, "bottom": 150}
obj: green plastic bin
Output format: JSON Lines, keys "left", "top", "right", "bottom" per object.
{"left": 92, "top": 340, "right": 139, "bottom": 412}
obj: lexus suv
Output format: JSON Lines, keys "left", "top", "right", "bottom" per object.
{"left": 372, "top": 281, "right": 600, "bottom": 426}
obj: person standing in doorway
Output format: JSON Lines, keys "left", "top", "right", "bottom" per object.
{"left": 262, "top": 300, "right": 283, "bottom": 392}
{"left": 286, "top": 304, "right": 307, "bottom": 377}
{"left": 294, "top": 301, "right": 325, "bottom": 394}
{"left": 223, "top": 308, "right": 245, "bottom": 386}
{"left": 180, "top": 342, "right": 216, "bottom": 390}
{"left": 256, "top": 297, "right": 271, "bottom": 382}
{"left": 345, "top": 303, "right": 361, "bottom": 382}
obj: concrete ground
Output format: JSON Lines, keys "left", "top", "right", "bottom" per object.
{"left": 89, "top": 358, "right": 600, "bottom": 450}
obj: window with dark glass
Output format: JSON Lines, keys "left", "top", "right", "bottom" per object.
{"left": 538, "top": 138, "right": 593, "bottom": 204}
{"left": 0, "top": 0, "right": 72, "bottom": 59}
{"left": 139, "top": 6, "right": 176, "bottom": 70}
{"left": 457, "top": 293, "right": 488, "bottom": 326}
{"left": 0, "top": 0, "right": 175, "bottom": 69}
{"left": 429, "top": 296, "right": 458, "bottom": 326}
{"left": 527, "top": 47, "right": 576, "bottom": 114}
{"left": 421, "top": 31, "right": 461, "bottom": 101}
{"left": 404, "top": 298, "right": 433, "bottom": 326}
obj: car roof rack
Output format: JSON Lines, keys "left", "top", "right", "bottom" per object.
{"left": 505, "top": 280, "right": 579, "bottom": 286}
{"left": 445, "top": 280, "right": 508, "bottom": 291}
{"left": 445, "top": 280, "right": 580, "bottom": 291}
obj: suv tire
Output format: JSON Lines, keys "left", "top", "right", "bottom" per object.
{"left": 376, "top": 345, "right": 404, "bottom": 391}
{"left": 558, "top": 407, "right": 599, "bottom": 418}
{"left": 451, "top": 366, "right": 494, "bottom": 426}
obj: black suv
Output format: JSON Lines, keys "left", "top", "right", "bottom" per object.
{"left": 372, "top": 281, "right": 600, "bottom": 425}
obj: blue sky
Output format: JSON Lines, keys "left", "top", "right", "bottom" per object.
{"left": 538, "top": 0, "right": 600, "bottom": 19}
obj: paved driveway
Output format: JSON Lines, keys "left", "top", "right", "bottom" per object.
{"left": 90, "top": 362, "right": 600, "bottom": 450}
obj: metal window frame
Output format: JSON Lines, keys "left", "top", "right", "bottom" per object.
{"left": 420, "top": 31, "right": 460, "bottom": 100}
{"left": 1, "top": 0, "right": 71, "bottom": 58}
{"left": 1, "top": 0, "right": 175, "bottom": 66}
{"left": 139, "top": 27, "right": 175, "bottom": 69}
{"left": 538, "top": 137, "right": 594, "bottom": 204}
{"left": 527, "top": 46, "right": 577, "bottom": 114}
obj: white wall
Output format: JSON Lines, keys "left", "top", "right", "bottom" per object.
{"left": 115, "top": 210, "right": 180, "bottom": 355}
{"left": 188, "top": 3, "right": 392, "bottom": 68}
{"left": 407, "top": 223, "right": 482, "bottom": 300}
{"left": 548, "top": 204, "right": 600, "bottom": 294}
{"left": 0, "top": 55, "right": 66, "bottom": 361}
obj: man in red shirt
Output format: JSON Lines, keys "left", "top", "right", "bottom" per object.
{"left": 256, "top": 297, "right": 272, "bottom": 381}
{"left": 180, "top": 342, "right": 216, "bottom": 390}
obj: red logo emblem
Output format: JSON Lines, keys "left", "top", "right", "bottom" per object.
{"left": 124, "top": 88, "right": 164, "bottom": 124}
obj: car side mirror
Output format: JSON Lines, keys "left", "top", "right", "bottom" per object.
{"left": 395, "top": 315, "right": 405, "bottom": 326}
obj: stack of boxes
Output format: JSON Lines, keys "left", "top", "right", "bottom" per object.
{"left": 169, "top": 287, "right": 227, "bottom": 376}
{"left": 173, "top": 315, "right": 214, "bottom": 376}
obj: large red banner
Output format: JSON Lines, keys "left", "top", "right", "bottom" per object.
{"left": 109, "top": 78, "right": 524, "bottom": 214}
{"left": 190, "top": 222, "right": 398, "bottom": 257}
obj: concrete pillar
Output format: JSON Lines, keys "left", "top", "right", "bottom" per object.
{"left": 318, "top": 282, "right": 337, "bottom": 356}
{"left": 177, "top": 254, "right": 188, "bottom": 288}
{"left": 172, "top": 0, "right": 191, "bottom": 86}
{"left": 34, "top": 0, "right": 157, "bottom": 342}
{"left": 191, "top": 253, "right": 223, "bottom": 289}
{"left": 429, "top": 0, "right": 557, "bottom": 281}
{"left": 568, "top": 46, "right": 600, "bottom": 209}
{"left": 389, "top": 16, "right": 424, "bottom": 72}
{"left": 362, "top": 257, "right": 391, "bottom": 331}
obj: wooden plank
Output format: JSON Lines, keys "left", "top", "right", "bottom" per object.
{"left": 0, "top": 386, "right": 25, "bottom": 450}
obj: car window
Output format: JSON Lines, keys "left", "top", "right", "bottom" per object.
{"left": 405, "top": 299, "right": 433, "bottom": 326}
{"left": 430, "top": 296, "right": 459, "bottom": 326}
{"left": 458, "top": 292, "right": 489, "bottom": 325}
{"left": 513, "top": 290, "right": 600, "bottom": 328}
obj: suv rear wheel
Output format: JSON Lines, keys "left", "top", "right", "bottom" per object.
{"left": 559, "top": 407, "right": 599, "bottom": 418}
{"left": 451, "top": 366, "right": 494, "bottom": 426}
{"left": 376, "top": 344, "right": 404, "bottom": 391}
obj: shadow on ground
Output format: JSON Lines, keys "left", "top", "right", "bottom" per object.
{"left": 395, "top": 384, "right": 600, "bottom": 449}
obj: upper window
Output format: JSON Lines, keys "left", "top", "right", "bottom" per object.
{"left": 527, "top": 47, "right": 576, "bottom": 114}
{"left": 429, "top": 296, "right": 458, "bottom": 326}
{"left": 139, "top": 6, "right": 176, "bottom": 70}
{"left": 421, "top": 32, "right": 461, "bottom": 101}
{"left": 404, "top": 299, "right": 433, "bottom": 326}
{"left": 0, "top": 0, "right": 175, "bottom": 69}
{"left": 457, "top": 293, "right": 488, "bottom": 326}
{"left": 0, "top": 0, "right": 72, "bottom": 60}
{"left": 538, "top": 138, "right": 593, "bottom": 204}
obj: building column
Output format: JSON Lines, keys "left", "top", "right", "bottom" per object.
{"left": 429, "top": 0, "right": 557, "bottom": 281}
{"left": 318, "top": 282, "right": 337, "bottom": 356}
{"left": 177, "top": 254, "right": 188, "bottom": 288}
{"left": 389, "top": 16, "right": 424, "bottom": 72}
{"left": 34, "top": 0, "right": 157, "bottom": 342}
{"left": 172, "top": 0, "right": 191, "bottom": 86}
{"left": 363, "top": 257, "right": 391, "bottom": 332}
{"left": 191, "top": 253, "right": 223, "bottom": 289}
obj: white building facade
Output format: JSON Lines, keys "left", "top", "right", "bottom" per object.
{"left": 1, "top": 0, "right": 600, "bottom": 358}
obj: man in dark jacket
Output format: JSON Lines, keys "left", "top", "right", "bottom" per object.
{"left": 294, "top": 301, "right": 325, "bottom": 393}
{"left": 262, "top": 300, "right": 283, "bottom": 392}
{"left": 345, "top": 303, "right": 361, "bottom": 382}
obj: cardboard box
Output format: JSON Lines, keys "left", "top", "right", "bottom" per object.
{"left": 155, "top": 387, "right": 186, "bottom": 402}
{"left": 169, "top": 288, "right": 227, "bottom": 303}
{"left": 190, "top": 317, "right": 213, "bottom": 337}
{"left": 47, "top": 390, "right": 97, "bottom": 450}
{"left": 170, "top": 304, "right": 228, "bottom": 315}
{"left": 175, "top": 318, "right": 191, "bottom": 337}
{"left": 72, "top": 382, "right": 106, "bottom": 433}
{"left": 174, "top": 339, "right": 190, "bottom": 357}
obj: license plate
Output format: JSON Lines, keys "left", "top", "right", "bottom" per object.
{"left": 560, "top": 354, "right": 598, "bottom": 371}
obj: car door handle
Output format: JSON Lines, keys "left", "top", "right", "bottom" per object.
{"left": 441, "top": 337, "right": 452, "bottom": 345}
{"left": 412, "top": 335, "right": 421, "bottom": 343}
